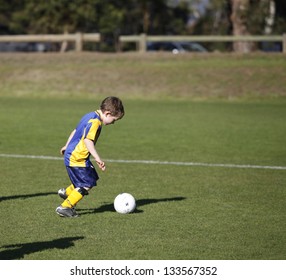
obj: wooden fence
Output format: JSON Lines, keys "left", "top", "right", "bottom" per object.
{"left": 0, "top": 33, "right": 100, "bottom": 52}
{"left": 119, "top": 33, "right": 286, "bottom": 53}
{"left": 0, "top": 32, "right": 285, "bottom": 53}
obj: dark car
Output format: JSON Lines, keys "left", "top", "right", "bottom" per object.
{"left": 0, "top": 42, "right": 54, "bottom": 52}
{"left": 147, "top": 41, "right": 208, "bottom": 54}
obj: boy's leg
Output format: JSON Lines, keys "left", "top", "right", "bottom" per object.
{"left": 62, "top": 188, "right": 88, "bottom": 208}
{"left": 56, "top": 165, "right": 98, "bottom": 217}
{"left": 66, "top": 184, "right": 75, "bottom": 196}
{"left": 56, "top": 188, "right": 89, "bottom": 217}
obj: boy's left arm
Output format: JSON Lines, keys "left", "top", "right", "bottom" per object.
{"left": 60, "top": 129, "right": 76, "bottom": 155}
{"left": 84, "top": 138, "right": 105, "bottom": 171}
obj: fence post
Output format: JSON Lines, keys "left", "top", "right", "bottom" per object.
{"left": 139, "top": 33, "right": 147, "bottom": 53}
{"left": 283, "top": 34, "right": 286, "bottom": 54}
{"left": 60, "top": 31, "right": 68, "bottom": 53}
{"left": 75, "top": 32, "right": 83, "bottom": 52}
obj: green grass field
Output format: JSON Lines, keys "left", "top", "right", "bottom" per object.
{"left": 0, "top": 53, "right": 286, "bottom": 260}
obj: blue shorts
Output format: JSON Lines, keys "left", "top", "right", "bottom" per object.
{"left": 66, "top": 165, "right": 99, "bottom": 189}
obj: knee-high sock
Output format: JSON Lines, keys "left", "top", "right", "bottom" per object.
{"left": 66, "top": 184, "right": 75, "bottom": 196}
{"left": 61, "top": 189, "right": 83, "bottom": 208}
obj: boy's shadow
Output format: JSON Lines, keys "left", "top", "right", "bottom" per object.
{"left": 0, "top": 236, "right": 84, "bottom": 260}
{"left": 0, "top": 192, "right": 57, "bottom": 202}
{"left": 78, "top": 196, "right": 186, "bottom": 215}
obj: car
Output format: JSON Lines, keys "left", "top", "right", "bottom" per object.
{"left": 0, "top": 42, "right": 55, "bottom": 52}
{"left": 260, "top": 42, "right": 282, "bottom": 52}
{"left": 147, "top": 41, "right": 208, "bottom": 54}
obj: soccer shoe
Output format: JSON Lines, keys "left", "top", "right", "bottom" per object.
{"left": 58, "top": 188, "right": 67, "bottom": 199}
{"left": 56, "top": 206, "right": 78, "bottom": 218}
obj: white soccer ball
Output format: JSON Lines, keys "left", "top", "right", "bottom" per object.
{"left": 114, "top": 193, "right": 136, "bottom": 214}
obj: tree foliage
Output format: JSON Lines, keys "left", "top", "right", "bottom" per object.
{"left": 189, "top": 0, "right": 286, "bottom": 51}
{"left": 0, "top": 0, "right": 285, "bottom": 51}
{"left": 8, "top": 0, "right": 100, "bottom": 34}
{"left": 0, "top": 0, "right": 189, "bottom": 35}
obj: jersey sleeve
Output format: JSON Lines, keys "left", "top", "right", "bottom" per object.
{"left": 84, "top": 119, "right": 101, "bottom": 141}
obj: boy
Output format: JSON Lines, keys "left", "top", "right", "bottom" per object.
{"left": 56, "top": 96, "right": 124, "bottom": 217}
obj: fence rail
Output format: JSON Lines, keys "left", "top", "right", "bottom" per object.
{"left": 0, "top": 33, "right": 285, "bottom": 53}
{"left": 0, "top": 33, "right": 100, "bottom": 52}
{"left": 119, "top": 33, "right": 286, "bottom": 53}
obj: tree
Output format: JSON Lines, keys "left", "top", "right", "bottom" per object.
{"left": 229, "top": 0, "right": 254, "bottom": 52}
{"left": 0, "top": 0, "right": 26, "bottom": 34}
{"left": 229, "top": 0, "right": 285, "bottom": 52}
{"left": 9, "top": 0, "right": 99, "bottom": 34}
{"left": 273, "top": 0, "right": 286, "bottom": 34}
{"left": 1, "top": 0, "right": 285, "bottom": 52}
{"left": 192, "top": 0, "right": 285, "bottom": 52}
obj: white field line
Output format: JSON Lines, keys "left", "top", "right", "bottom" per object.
{"left": 0, "top": 153, "right": 286, "bottom": 170}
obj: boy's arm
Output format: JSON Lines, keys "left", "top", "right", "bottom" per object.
{"left": 84, "top": 138, "right": 106, "bottom": 171}
{"left": 60, "top": 129, "right": 76, "bottom": 155}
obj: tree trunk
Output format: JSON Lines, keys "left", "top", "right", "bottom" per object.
{"left": 264, "top": 0, "right": 275, "bottom": 35}
{"left": 230, "top": 0, "right": 254, "bottom": 53}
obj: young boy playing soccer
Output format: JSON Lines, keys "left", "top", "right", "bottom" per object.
{"left": 56, "top": 96, "right": 124, "bottom": 217}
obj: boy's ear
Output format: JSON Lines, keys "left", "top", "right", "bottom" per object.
{"left": 103, "top": 111, "right": 112, "bottom": 117}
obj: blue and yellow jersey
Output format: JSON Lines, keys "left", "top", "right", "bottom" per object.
{"left": 64, "top": 111, "right": 102, "bottom": 167}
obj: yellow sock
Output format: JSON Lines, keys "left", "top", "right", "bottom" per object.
{"left": 66, "top": 184, "right": 75, "bottom": 196}
{"left": 61, "top": 189, "right": 83, "bottom": 208}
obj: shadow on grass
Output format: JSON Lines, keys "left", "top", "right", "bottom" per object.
{"left": 0, "top": 192, "right": 57, "bottom": 202}
{"left": 0, "top": 236, "right": 84, "bottom": 260}
{"left": 78, "top": 196, "right": 186, "bottom": 215}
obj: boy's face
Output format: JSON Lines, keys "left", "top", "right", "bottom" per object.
{"left": 102, "top": 112, "right": 121, "bottom": 125}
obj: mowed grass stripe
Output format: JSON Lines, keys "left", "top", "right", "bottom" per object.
{"left": 1, "top": 153, "right": 285, "bottom": 170}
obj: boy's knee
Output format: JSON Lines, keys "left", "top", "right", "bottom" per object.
{"left": 77, "top": 187, "right": 89, "bottom": 196}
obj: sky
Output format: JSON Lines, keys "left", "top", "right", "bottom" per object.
{"left": 167, "top": 0, "right": 210, "bottom": 26}
{"left": 188, "top": 0, "right": 210, "bottom": 26}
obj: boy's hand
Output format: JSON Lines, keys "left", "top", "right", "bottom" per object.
{"left": 96, "top": 160, "right": 106, "bottom": 171}
{"left": 60, "top": 146, "right": 66, "bottom": 155}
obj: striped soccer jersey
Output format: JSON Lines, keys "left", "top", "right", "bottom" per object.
{"left": 64, "top": 111, "right": 102, "bottom": 167}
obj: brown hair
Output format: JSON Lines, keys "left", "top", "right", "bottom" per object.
{"left": 100, "top": 96, "right": 125, "bottom": 118}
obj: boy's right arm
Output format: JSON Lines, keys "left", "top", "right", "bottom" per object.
{"left": 83, "top": 138, "right": 106, "bottom": 171}
{"left": 60, "top": 129, "right": 76, "bottom": 155}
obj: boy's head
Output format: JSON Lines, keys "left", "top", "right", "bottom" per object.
{"left": 100, "top": 96, "right": 124, "bottom": 125}
{"left": 100, "top": 96, "right": 124, "bottom": 118}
